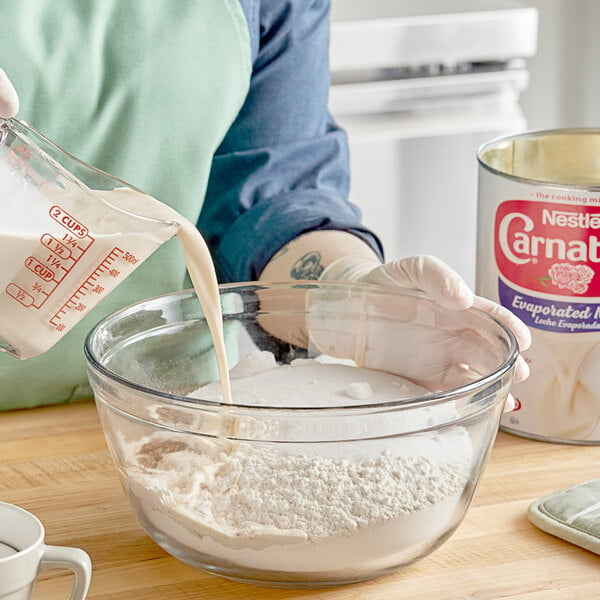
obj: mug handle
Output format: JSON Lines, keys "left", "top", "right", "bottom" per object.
{"left": 40, "top": 544, "right": 92, "bottom": 600}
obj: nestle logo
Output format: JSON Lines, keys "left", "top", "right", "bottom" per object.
{"left": 494, "top": 199, "right": 600, "bottom": 298}
{"left": 542, "top": 209, "right": 600, "bottom": 229}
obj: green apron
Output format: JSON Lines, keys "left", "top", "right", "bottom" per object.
{"left": 0, "top": 0, "right": 251, "bottom": 408}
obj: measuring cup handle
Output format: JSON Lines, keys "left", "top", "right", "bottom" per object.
{"left": 40, "top": 544, "right": 92, "bottom": 600}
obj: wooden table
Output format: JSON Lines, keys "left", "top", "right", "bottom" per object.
{"left": 0, "top": 400, "right": 598, "bottom": 599}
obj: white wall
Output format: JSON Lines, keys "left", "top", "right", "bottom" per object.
{"left": 521, "top": 0, "right": 600, "bottom": 129}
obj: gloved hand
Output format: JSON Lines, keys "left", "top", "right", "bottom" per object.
{"left": 0, "top": 69, "right": 19, "bottom": 118}
{"left": 314, "top": 254, "right": 531, "bottom": 410}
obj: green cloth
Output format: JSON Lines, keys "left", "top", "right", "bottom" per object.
{"left": 528, "top": 479, "right": 600, "bottom": 555}
{"left": 0, "top": 0, "right": 251, "bottom": 409}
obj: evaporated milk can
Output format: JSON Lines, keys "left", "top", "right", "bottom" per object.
{"left": 477, "top": 129, "right": 600, "bottom": 444}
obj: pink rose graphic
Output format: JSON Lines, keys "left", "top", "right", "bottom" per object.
{"left": 575, "top": 264, "right": 594, "bottom": 284}
{"left": 570, "top": 281, "right": 588, "bottom": 294}
{"left": 548, "top": 263, "right": 577, "bottom": 289}
{"left": 548, "top": 262, "right": 595, "bottom": 294}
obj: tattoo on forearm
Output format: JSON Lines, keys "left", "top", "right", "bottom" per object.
{"left": 290, "top": 252, "right": 324, "bottom": 280}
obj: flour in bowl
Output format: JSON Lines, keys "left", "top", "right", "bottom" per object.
{"left": 121, "top": 352, "right": 473, "bottom": 578}
{"left": 192, "top": 350, "right": 420, "bottom": 407}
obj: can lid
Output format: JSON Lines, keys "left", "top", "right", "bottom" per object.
{"left": 478, "top": 128, "right": 600, "bottom": 189}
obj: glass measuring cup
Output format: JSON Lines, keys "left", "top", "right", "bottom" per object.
{"left": 0, "top": 118, "right": 180, "bottom": 359}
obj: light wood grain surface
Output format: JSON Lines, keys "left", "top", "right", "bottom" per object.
{"left": 0, "top": 400, "right": 598, "bottom": 599}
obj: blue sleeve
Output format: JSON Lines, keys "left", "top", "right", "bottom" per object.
{"left": 198, "top": 0, "right": 383, "bottom": 283}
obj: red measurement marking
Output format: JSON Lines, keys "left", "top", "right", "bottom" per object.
{"left": 10, "top": 144, "right": 32, "bottom": 160}
{"left": 61, "top": 235, "right": 79, "bottom": 249}
{"left": 5, "top": 223, "right": 96, "bottom": 314}
{"left": 63, "top": 233, "right": 94, "bottom": 254}
{"left": 25, "top": 256, "right": 56, "bottom": 282}
{"left": 41, "top": 234, "right": 72, "bottom": 260}
{"left": 49, "top": 206, "right": 89, "bottom": 238}
{"left": 50, "top": 248, "right": 124, "bottom": 328}
{"left": 122, "top": 252, "right": 139, "bottom": 264}
{"left": 6, "top": 284, "right": 34, "bottom": 307}
{"left": 45, "top": 254, "right": 64, "bottom": 270}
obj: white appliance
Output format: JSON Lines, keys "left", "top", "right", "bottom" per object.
{"left": 329, "top": 0, "right": 538, "bottom": 287}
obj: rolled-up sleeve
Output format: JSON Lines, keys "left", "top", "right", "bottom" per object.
{"left": 198, "top": 0, "right": 383, "bottom": 283}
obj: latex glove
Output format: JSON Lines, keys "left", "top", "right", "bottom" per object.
{"left": 316, "top": 255, "right": 531, "bottom": 409}
{"left": 0, "top": 69, "right": 19, "bottom": 118}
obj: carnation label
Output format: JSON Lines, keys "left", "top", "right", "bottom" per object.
{"left": 505, "top": 287, "right": 600, "bottom": 333}
{"left": 477, "top": 130, "right": 600, "bottom": 443}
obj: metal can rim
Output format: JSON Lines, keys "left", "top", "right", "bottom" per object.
{"left": 477, "top": 127, "right": 600, "bottom": 192}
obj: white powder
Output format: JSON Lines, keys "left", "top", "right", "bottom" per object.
{"left": 125, "top": 436, "right": 470, "bottom": 576}
{"left": 192, "top": 351, "right": 424, "bottom": 407}
{"left": 130, "top": 440, "right": 468, "bottom": 538}
{"left": 345, "top": 381, "right": 373, "bottom": 400}
{"left": 121, "top": 355, "right": 473, "bottom": 578}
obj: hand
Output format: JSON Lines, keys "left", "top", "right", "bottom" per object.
{"left": 316, "top": 255, "right": 531, "bottom": 409}
{"left": 0, "top": 69, "right": 19, "bottom": 118}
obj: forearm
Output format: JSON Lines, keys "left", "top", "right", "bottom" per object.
{"left": 257, "top": 229, "right": 530, "bottom": 387}
{"left": 258, "top": 230, "right": 381, "bottom": 282}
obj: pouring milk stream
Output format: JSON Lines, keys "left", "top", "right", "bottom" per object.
{"left": 0, "top": 118, "right": 232, "bottom": 403}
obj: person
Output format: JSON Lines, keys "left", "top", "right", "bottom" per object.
{"left": 0, "top": 0, "right": 529, "bottom": 410}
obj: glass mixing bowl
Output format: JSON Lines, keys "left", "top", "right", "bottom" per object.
{"left": 85, "top": 282, "right": 518, "bottom": 588}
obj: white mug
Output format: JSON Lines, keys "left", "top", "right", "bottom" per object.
{"left": 0, "top": 501, "right": 91, "bottom": 600}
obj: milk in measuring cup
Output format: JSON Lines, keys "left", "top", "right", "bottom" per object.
{"left": 0, "top": 159, "right": 176, "bottom": 358}
{"left": 0, "top": 118, "right": 232, "bottom": 402}
{"left": 0, "top": 116, "right": 231, "bottom": 409}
